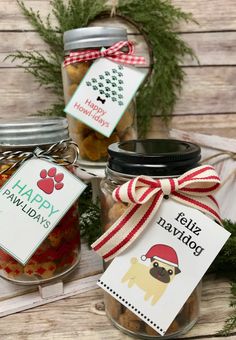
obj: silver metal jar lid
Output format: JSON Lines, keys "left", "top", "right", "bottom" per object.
{"left": 64, "top": 26, "right": 128, "bottom": 51}
{"left": 0, "top": 117, "right": 69, "bottom": 147}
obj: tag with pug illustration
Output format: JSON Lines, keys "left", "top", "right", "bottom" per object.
{"left": 98, "top": 200, "right": 230, "bottom": 335}
{"left": 64, "top": 57, "right": 147, "bottom": 137}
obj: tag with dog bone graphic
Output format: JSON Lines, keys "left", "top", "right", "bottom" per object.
{"left": 98, "top": 200, "right": 230, "bottom": 336}
{"left": 64, "top": 57, "right": 147, "bottom": 137}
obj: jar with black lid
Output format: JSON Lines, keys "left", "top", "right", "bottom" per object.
{"left": 62, "top": 27, "right": 137, "bottom": 163}
{"left": 100, "top": 139, "right": 202, "bottom": 339}
{"left": 0, "top": 117, "right": 81, "bottom": 285}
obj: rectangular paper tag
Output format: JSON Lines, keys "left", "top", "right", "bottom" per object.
{"left": 0, "top": 159, "right": 86, "bottom": 265}
{"left": 64, "top": 58, "right": 147, "bottom": 137}
{"left": 98, "top": 200, "right": 230, "bottom": 336}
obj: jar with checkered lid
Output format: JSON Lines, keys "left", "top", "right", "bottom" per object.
{"left": 62, "top": 27, "right": 137, "bottom": 164}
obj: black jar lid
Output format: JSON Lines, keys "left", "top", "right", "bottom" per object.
{"left": 108, "top": 139, "right": 201, "bottom": 176}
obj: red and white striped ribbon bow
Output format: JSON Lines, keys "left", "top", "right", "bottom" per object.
{"left": 63, "top": 40, "right": 146, "bottom": 67}
{"left": 92, "top": 165, "right": 222, "bottom": 261}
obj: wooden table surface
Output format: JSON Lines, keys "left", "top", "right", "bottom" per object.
{"left": 0, "top": 243, "right": 235, "bottom": 340}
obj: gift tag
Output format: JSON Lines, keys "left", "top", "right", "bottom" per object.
{"left": 64, "top": 57, "right": 147, "bottom": 137}
{"left": 0, "top": 159, "right": 86, "bottom": 265}
{"left": 98, "top": 200, "right": 230, "bottom": 336}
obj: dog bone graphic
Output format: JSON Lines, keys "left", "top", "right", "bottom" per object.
{"left": 97, "top": 96, "right": 106, "bottom": 104}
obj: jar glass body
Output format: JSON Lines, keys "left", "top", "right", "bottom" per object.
{"left": 62, "top": 45, "right": 137, "bottom": 163}
{"left": 100, "top": 170, "right": 201, "bottom": 339}
{"left": 0, "top": 120, "right": 81, "bottom": 285}
{"left": 100, "top": 139, "right": 204, "bottom": 339}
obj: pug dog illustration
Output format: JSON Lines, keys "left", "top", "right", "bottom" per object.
{"left": 122, "top": 244, "right": 181, "bottom": 305}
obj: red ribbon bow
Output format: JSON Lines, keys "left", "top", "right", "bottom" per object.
{"left": 92, "top": 165, "right": 221, "bottom": 261}
{"left": 63, "top": 40, "right": 146, "bottom": 67}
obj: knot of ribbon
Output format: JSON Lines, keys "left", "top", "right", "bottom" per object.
{"left": 0, "top": 140, "right": 80, "bottom": 175}
{"left": 63, "top": 40, "right": 146, "bottom": 67}
{"left": 92, "top": 165, "right": 221, "bottom": 261}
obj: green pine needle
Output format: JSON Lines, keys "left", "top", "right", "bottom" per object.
{"left": 78, "top": 185, "right": 102, "bottom": 245}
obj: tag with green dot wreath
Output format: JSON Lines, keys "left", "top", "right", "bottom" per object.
{"left": 64, "top": 41, "right": 147, "bottom": 138}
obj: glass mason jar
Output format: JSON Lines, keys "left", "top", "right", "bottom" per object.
{"left": 100, "top": 139, "right": 203, "bottom": 339}
{"left": 62, "top": 27, "right": 137, "bottom": 164}
{"left": 0, "top": 117, "right": 81, "bottom": 285}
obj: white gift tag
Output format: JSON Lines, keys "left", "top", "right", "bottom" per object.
{"left": 98, "top": 200, "right": 230, "bottom": 336}
{"left": 64, "top": 58, "right": 147, "bottom": 137}
{"left": 0, "top": 159, "right": 86, "bottom": 265}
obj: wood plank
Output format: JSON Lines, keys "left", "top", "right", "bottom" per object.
{"left": 0, "top": 0, "right": 236, "bottom": 32}
{"left": 182, "top": 32, "right": 236, "bottom": 66}
{"left": 0, "top": 67, "right": 235, "bottom": 118}
{"left": 172, "top": 0, "right": 236, "bottom": 32}
{"left": 148, "top": 114, "right": 236, "bottom": 140}
{"left": 169, "top": 129, "right": 236, "bottom": 222}
{"left": 175, "top": 66, "right": 236, "bottom": 115}
{"left": 170, "top": 129, "right": 236, "bottom": 153}
{"left": 0, "top": 274, "right": 100, "bottom": 318}
{"left": 0, "top": 242, "right": 102, "bottom": 303}
{"left": 0, "top": 275, "right": 234, "bottom": 339}
{"left": 0, "top": 69, "right": 57, "bottom": 118}
{"left": 1, "top": 31, "right": 236, "bottom": 68}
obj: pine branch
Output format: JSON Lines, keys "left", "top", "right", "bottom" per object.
{"left": 117, "top": 0, "right": 197, "bottom": 136}
{"left": 218, "top": 283, "right": 236, "bottom": 336}
{"left": 79, "top": 185, "right": 102, "bottom": 245}
{"left": 209, "top": 220, "right": 236, "bottom": 275}
{"left": 6, "top": 51, "right": 63, "bottom": 95}
{"left": 38, "top": 103, "right": 65, "bottom": 117}
{"left": 208, "top": 220, "right": 236, "bottom": 336}
{"left": 51, "top": 0, "right": 107, "bottom": 32}
{"left": 17, "top": 0, "right": 62, "bottom": 52}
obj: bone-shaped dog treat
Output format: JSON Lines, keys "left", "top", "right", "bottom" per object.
{"left": 97, "top": 96, "right": 106, "bottom": 104}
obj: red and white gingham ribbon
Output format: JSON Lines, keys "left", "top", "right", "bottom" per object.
{"left": 92, "top": 165, "right": 222, "bottom": 261}
{"left": 63, "top": 41, "right": 146, "bottom": 67}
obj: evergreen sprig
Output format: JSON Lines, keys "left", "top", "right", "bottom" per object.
{"left": 208, "top": 219, "right": 236, "bottom": 336}
{"left": 117, "top": 0, "right": 197, "bottom": 135}
{"left": 8, "top": 0, "right": 196, "bottom": 136}
{"left": 78, "top": 185, "right": 102, "bottom": 245}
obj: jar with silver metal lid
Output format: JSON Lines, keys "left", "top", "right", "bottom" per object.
{"left": 0, "top": 117, "right": 81, "bottom": 284}
{"left": 62, "top": 27, "right": 137, "bottom": 164}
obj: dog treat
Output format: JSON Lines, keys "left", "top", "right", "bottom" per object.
{"left": 116, "top": 111, "right": 133, "bottom": 133}
{"left": 165, "top": 320, "right": 180, "bottom": 335}
{"left": 81, "top": 133, "right": 103, "bottom": 161}
{"left": 108, "top": 202, "right": 128, "bottom": 222}
{"left": 178, "top": 287, "right": 200, "bottom": 325}
{"left": 1, "top": 260, "right": 24, "bottom": 278}
{"left": 0, "top": 165, "right": 80, "bottom": 283}
{"left": 68, "top": 83, "right": 78, "bottom": 97}
{"left": 104, "top": 294, "right": 123, "bottom": 321}
{"left": 66, "top": 62, "right": 90, "bottom": 83}
{"left": 119, "top": 309, "right": 142, "bottom": 333}
{"left": 145, "top": 324, "right": 160, "bottom": 336}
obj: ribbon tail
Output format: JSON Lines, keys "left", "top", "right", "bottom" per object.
{"left": 91, "top": 191, "right": 163, "bottom": 261}
{"left": 172, "top": 192, "right": 222, "bottom": 225}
